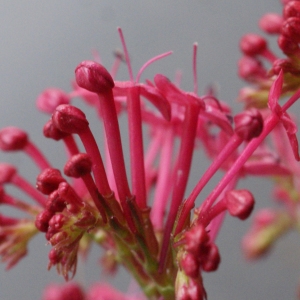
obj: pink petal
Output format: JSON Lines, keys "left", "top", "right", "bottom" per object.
{"left": 139, "top": 83, "right": 171, "bottom": 121}
{"left": 268, "top": 69, "right": 283, "bottom": 112}
{"left": 281, "top": 112, "right": 300, "bottom": 160}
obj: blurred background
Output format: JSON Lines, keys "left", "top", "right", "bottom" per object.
{"left": 1, "top": 1, "right": 299, "bottom": 299}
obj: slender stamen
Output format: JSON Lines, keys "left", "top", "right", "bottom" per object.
{"left": 151, "top": 127, "right": 174, "bottom": 230}
{"left": 136, "top": 51, "right": 173, "bottom": 83}
{"left": 159, "top": 98, "right": 201, "bottom": 270}
{"left": 193, "top": 43, "right": 198, "bottom": 95}
{"left": 117, "top": 27, "right": 134, "bottom": 82}
{"left": 127, "top": 86, "right": 147, "bottom": 208}
{"left": 175, "top": 134, "right": 242, "bottom": 234}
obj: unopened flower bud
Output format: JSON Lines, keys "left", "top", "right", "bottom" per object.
{"left": 225, "top": 189, "right": 255, "bottom": 220}
{"left": 284, "top": 1, "right": 300, "bottom": 19}
{"left": 43, "top": 119, "right": 70, "bottom": 141}
{"left": 177, "top": 279, "right": 206, "bottom": 300}
{"left": 60, "top": 283, "right": 85, "bottom": 300}
{"left": 271, "top": 58, "right": 300, "bottom": 75}
{"left": 36, "top": 168, "right": 66, "bottom": 195}
{"left": 48, "top": 248, "right": 61, "bottom": 265}
{"left": 64, "top": 153, "right": 92, "bottom": 178}
{"left": 35, "top": 210, "right": 54, "bottom": 232}
{"left": 180, "top": 252, "right": 200, "bottom": 278}
{"left": 52, "top": 104, "right": 89, "bottom": 134}
{"left": 259, "top": 13, "right": 283, "bottom": 34}
{"left": 75, "top": 60, "right": 114, "bottom": 94}
{"left": 278, "top": 34, "right": 300, "bottom": 55}
{"left": 48, "top": 214, "right": 66, "bottom": 232}
{"left": 238, "top": 56, "right": 266, "bottom": 80}
{"left": 0, "top": 163, "right": 17, "bottom": 184}
{"left": 0, "top": 127, "right": 28, "bottom": 151}
{"left": 253, "top": 209, "right": 277, "bottom": 227}
{"left": 281, "top": 17, "right": 300, "bottom": 43}
{"left": 41, "top": 283, "right": 63, "bottom": 300}
{"left": 46, "top": 190, "right": 66, "bottom": 213}
{"left": 49, "top": 231, "right": 68, "bottom": 246}
{"left": 185, "top": 224, "right": 209, "bottom": 255}
{"left": 57, "top": 182, "right": 84, "bottom": 213}
{"left": 240, "top": 34, "right": 267, "bottom": 56}
{"left": 200, "top": 243, "right": 220, "bottom": 272}
{"left": 36, "top": 88, "right": 70, "bottom": 114}
{"left": 234, "top": 108, "right": 263, "bottom": 141}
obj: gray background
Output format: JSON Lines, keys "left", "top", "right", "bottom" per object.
{"left": 1, "top": 1, "right": 299, "bottom": 299}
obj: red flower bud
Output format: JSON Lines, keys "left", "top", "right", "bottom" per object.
{"left": 48, "top": 248, "right": 62, "bottom": 265}
{"left": 36, "top": 88, "right": 70, "bottom": 114}
{"left": 271, "top": 58, "right": 300, "bottom": 75}
{"left": 238, "top": 56, "right": 266, "bottom": 80}
{"left": 57, "top": 182, "right": 84, "bottom": 213}
{"left": 284, "top": 1, "right": 300, "bottom": 19}
{"left": 278, "top": 34, "right": 300, "bottom": 55}
{"left": 64, "top": 153, "right": 92, "bottom": 178}
{"left": 0, "top": 127, "right": 28, "bottom": 151}
{"left": 180, "top": 252, "right": 200, "bottom": 278}
{"left": 52, "top": 104, "right": 89, "bottom": 134}
{"left": 281, "top": 17, "right": 300, "bottom": 43}
{"left": 0, "top": 163, "right": 17, "bottom": 184}
{"left": 234, "top": 108, "right": 263, "bottom": 141}
{"left": 185, "top": 224, "right": 209, "bottom": 255}
{"left": 75, "top": 60, "right": 114, "bottom": 94}
{"left": 35, "top": 210, "right": 54, "bottom": 232}
{"left": 240, "top": 34, "right": 267, "bottom": 56}
{"left": 43, "top": 119, "right": 70, "bottom": 141}
{"left": 60, "top": 283, "right": 85, "bottom": 300}
{"left": 259, "top": 13, "right": 283, "bottom": 34}
{"left": 46, "top": 190, "right": 66, "bottom": 213}
{"left": 48, "top": 213, "right": 66, "bottom": 232}
{"left": 49, "top": 231, "right": 68, "bottom": 246}
{"left": 200, "top": 243, "right": 220, "bottom": 272}
{"left": 177, "top": 279, "right": 206, "bottom": 300}
{"left": 225, "top": 189, "right": 255, "bottom": 220}
{"left": 36, "top": 168, "right": 66, "bottom": 195}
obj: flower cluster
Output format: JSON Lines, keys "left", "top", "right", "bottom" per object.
{"left": 1, "top": 1, "right": 300, "bottom": 299}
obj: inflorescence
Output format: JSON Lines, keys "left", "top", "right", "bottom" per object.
{"left": 1, "top": 1, "right": 300, "bottom": 299}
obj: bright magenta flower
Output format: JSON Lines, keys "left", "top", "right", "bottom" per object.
{"left": 2, "top": 3, "right": 300, "bottom": 299}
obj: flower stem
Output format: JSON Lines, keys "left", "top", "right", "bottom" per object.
{"left": 127, "top": 86, "right": 147, "bottom": 208}
{"left": 175, "top": 134, "right": 242, "bottom": 234}
{"left": 159, "top": 99, "right": 200, "bottom": 270}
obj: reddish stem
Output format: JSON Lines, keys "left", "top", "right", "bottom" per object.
{"left": 63, "top": 135, "right": 80, "bottom": 157}
{"left": 97, "top": 89, "right": 132, "bottom": 203}
{"left": 197, "top": 89, "right": 300, "bottom": 222}
{"left": 80, "top": 173, "right": 107, "bottom": 223}
{"left": 97, "top": 89, "right": 135, "bottom": 232}
{"left": 11, "top": 174, "right": 47, "bottom": 207}
{"left": 24, "top": 141, "right": 51, "bottom": 170}
{"left": 127, "top": 86, "right": 147, "bottom": 208}
{"left": 78, "top": 127, "right": 111, "bottom": 197}
{"left": 2, "top": 193, "right": 38, "bottom": 215}
{"left": 175, "top": 134, "right": 242, "bottom": 235}
{"left": 151, "top": 127, "right": 174, "bottom": 230}
{"left": 159, "top": 99, "right": 200, "bottom": 270}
